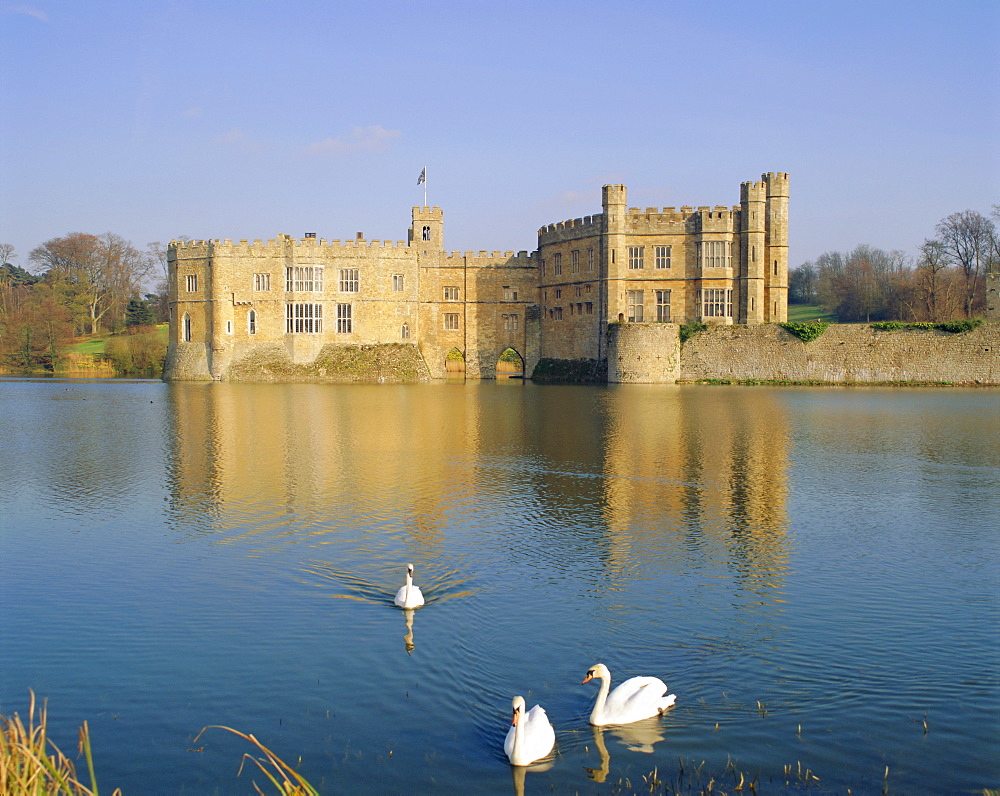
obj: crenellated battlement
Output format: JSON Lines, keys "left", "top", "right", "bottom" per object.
{"left": 170, "top": 236, "right": 414, "bottom": 251}
{"left": 764, "top": 171, "right": 789, "bottom": 197}
{"left": 412, "top": 206, "right": 443, "bottom": 218}
{"left": 537, "top": 214, "right": 604, "bottom": 239}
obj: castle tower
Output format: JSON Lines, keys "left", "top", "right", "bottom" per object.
{"left": 602, "top": 184, "right": 627, "bottom": 323}
{"left": 765, "top": 172, "right": 789, "bottom": 322}
{"left": 409, "top": 206, "right": 444, "bottom": 250}
{"left": 739, "top": 178, "right": 767, "bottom": 324}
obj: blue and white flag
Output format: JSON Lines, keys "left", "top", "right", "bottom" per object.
{"left": 417, "top": 167, "right": 426, "bottom": 185}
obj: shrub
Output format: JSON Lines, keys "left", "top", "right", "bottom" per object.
{"left": 679, "top": 322, "right": 707, "bottom": 343}
{"left": 779, "top": 321, "right": 829, "bottom": 342}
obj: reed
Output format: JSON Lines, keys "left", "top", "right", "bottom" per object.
{"left": 194, "top": 725, "right": 319, "bottom": 795}
{"left": 0, "top": 691, "right": 120, "bottom": 796}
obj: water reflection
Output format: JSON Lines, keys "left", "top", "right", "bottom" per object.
{"left": 402, "top": 608, "right": 415, "bottom": 655}
{"left": 163, "top": 383, "right": 792, "bottom": 610}
{"left": 583, "top": 721, "right": 667, "bottom": 783}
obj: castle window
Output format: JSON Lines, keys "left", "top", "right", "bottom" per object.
{"left": 443, "top": 286, "right": 460, "bottom": 301}
{"left": 503, "top": 313, "right": 519, "bottom": 331}
{"left": 587, "top": 247, "right": 595, "bottom": 272}
{"left": 586, "top": 302, "right": 593, "bottom": 314}
{"left": 553, "top": 253, "right": 562, "bottom": 275}
{"left": 656, "top": 290, "right": 671, "bottom": 322}
{"left": 552, "top": 307, "right": 563, "bottom": 320}
{"left": 226, "top": 320, "right": 232, "bottom": 335}
{"left": 571, "top": 250, "right": 580, "bottom": 273}
{"left": 555, "top": 288, "right": 562, "bottom": 299}
{"left": 443, "top": 313, "right": 460, "bottom": 331}
{"left": 393, "top": 274, "right": 404, "bottom": 291}
{"left": 185, "top": 274, "right": 197, "bottom": 292}
{"left": 503, "top": 286, "right": 518, "bottom": 302}
{"left": 628, "top": 247, "right": 644, "bottom": 269}
{"left": 287, "top": 266, "right": 323, "bottom": 292}
{"left": 183, "top": 313, "right": 192, "bottom": 341}
{"left": 286, "top": 303, "right": 324, "bottom": 333}
{"left": 702, "top": 288, "right": 732, "bottom": 317}
{"left": 401, "top": 323, "right": 409, "bottom": 339}
{"left": 773, "top": 259, "right": 778, "bottom": 276}
{"left": 336, "top": 303, "right": 352, "bottom": 333}
{"left": 627, "top": 290, "right": 644, "bottom": 321}
{"left": 422, "top": 225, "right": 431, "bottom": 241}
{"left": 339, "top": 268, "right": 359, "bottom": 293}
{"left": 655, "top": 246, "right": 671, "bottom": 269}
{"left": 248, "top": 310, "right": 256, "bottom": 334}
{"left": 254, "top": 273, "right": 270, "bottom": 291}
{"left": 575, "top": 286, "right": 582, "bottom": 297}
{"left": 699, "top": 241, "right": 731, "bottom": 269}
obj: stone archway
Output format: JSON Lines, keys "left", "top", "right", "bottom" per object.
{"left": 445, "top": 347, "right": 465, "bottom": 373}
{"left": 496, "top": 347, "right": 524, "bottom": 378}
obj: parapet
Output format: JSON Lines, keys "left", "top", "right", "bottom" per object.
{"left": 412, "top": 206, "right": 443, "bottom": 219}
{"left": 764, "top": 172, "right": 789, "bottom": 198}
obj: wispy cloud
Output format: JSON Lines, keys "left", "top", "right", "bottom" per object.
{"left": 9, "top": 4, "right": 49, "bottom": 21}
{"left": 304, "top": 125, "right": 401, "bottom": 157}
{"left": 212, "top": 128, "right": 266, "bottom": 153}
{"left": 182, "top": 107, "right": 202, "bottom": 117}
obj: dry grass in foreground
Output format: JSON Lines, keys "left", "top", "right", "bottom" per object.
{"left": 194, "top": 725, "right": 319, "bottom": 795}
{"left": 0, "top": 691, "right": 120, "bottom": 796}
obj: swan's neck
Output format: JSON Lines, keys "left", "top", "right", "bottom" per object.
{"left": 511, "top": 714, "right": 526, "bottom": 758}
{"left": 590, "top": 675, "right": 611, "bottom": 724}
{"left": 404, "top": 572, "right": 413, "bottom": 600}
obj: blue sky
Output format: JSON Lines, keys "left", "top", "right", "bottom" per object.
{"left": 2, "top": 0, "right": 997, "bottom": 271}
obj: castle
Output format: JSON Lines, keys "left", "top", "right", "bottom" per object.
{"left": 164, "top": 173, "right": 789, "bottom": 381}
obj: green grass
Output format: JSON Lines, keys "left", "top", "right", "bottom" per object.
{"left": 787, "top": 304, "right": 837, "bottom": 323}
{"left": 69, "top": 324, "right": 168, "bottom": 356}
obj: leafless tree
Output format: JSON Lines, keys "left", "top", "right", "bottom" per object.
{"left": 936, "top": 210, "right": 995, "bottom": 317}
{"left": 29, "top": 232, "right": 154, "bottom": 333}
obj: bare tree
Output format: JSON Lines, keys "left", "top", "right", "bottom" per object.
{"left": 29, "top": 232, "right": 153, "bottom": 333}
{"left": 936, "top": 210, "right": 995, "bottom": 317}
{"left": 0, "top": 243, "right": 15, "bottom": 267}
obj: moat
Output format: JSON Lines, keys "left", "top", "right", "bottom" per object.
{"left": 1, "top": 378, "right": 997, "bottom": 793}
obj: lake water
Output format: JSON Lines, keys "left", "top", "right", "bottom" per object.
{"left": 0, "top": 378, "right": 997, "bottom": 794}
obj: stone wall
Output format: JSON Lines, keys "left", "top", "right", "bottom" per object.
{"left": 680, "top": 322, "right": 999, "bottom": 385}
{"left": 607, "top": 323, "right": 680, "bottom": 383}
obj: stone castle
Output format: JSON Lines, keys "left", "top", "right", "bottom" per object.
{"left": 164, "top": 173, "right": 789, "bottom": 381}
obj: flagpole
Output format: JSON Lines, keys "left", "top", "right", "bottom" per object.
{"left": 423, "top": 166, "right": 427, "bottom": 207}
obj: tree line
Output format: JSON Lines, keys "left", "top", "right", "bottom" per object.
{"left": 0, "top": 233, "right": 169, "bottom": 371}
{"left": 789, "top": 207, "right": 999, "bottom": 322}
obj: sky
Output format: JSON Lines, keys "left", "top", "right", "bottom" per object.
{"left": 2, "top": 0, "right": 998, "bottom": 273}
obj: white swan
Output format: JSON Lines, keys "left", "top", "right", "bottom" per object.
{"left": 582, "top": 663, "right": 676, "bottom": 726}
{"left": 503, "top": 696, "right": 556, "bottom": 766}
{"left": 393, "top": 563, "right": 425, "bottom": 609}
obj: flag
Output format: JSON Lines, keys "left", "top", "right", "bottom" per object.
{"left": 417, "top": 167, "right": 426, "bottom": 185}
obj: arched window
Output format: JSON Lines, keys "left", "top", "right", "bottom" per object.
{"left": 248, "top": 310, "right": 256, "bottom": 334}
{"left": 401, "top": 322, "right": 409, "bottom": 339}
{"left": 422, "top": 225, "right": 431, "bottom": 241}
{"left": 183, "top": 313, "right": 192, "bottom": 342}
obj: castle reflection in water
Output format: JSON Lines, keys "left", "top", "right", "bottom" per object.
{"left": 163, "top": 382, "right": 789, "bottom": 601}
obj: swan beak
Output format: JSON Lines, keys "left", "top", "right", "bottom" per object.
{"left": 581, "top": 674, "right": 594, "bottom": 685}
{"left": 511, "top": 709, "right": 519, "bottom": 727}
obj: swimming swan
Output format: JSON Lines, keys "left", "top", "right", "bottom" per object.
{"left": 393, "top": 564, "right": 425, "bottom": 609}
{"left": 582, "top": 663, "right": 676, "bottom": 726}
{"left": 504, "top": 696, "right": 556, "bottom": 766}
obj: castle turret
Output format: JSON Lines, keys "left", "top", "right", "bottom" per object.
{"left": 410, "top": 206, "right": 443, "bottom": 250}
{"left": 739, "top": 178, "right": 767, "bottom": 324}
{"left": 765, "top": 172, "right": 789, "bottom": 322}
{"left": 602, "top": 184, "right": 627, "bottom": 322}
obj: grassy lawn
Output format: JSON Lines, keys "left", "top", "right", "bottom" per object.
{"left": 787, "top": 304, "right": 837, "bottom": 323}
{"left": 69, "top": 324, "right": 168, "bottom": 355}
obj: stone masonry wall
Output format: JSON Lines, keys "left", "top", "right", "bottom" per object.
{"left": 607, "top": 323, "right": 681, "bottom": 383}
{"left": 680, "top": 322, "right": 999, "bottom": 385}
